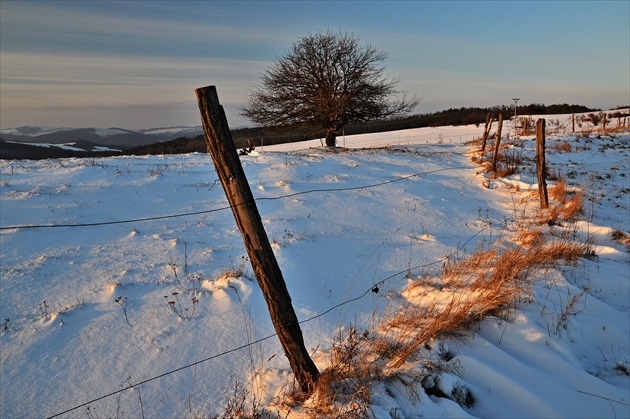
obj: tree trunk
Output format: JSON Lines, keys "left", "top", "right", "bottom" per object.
{"left": 195, "top": 86, "right": 320, "bottom": 393}
{"left": 325, "top": 129, "right": 337, "bottom": 147}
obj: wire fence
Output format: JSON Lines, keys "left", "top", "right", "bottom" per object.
{"left": 47, "top": 225, "right": 491, "bottom": 418}
{"left": 1, "top": 166, "right": 468, "bottom": 231}
{"left": 2, "top": 161, "right": 481, "bottom": 418}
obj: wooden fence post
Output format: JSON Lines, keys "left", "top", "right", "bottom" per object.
{"left": 491, "top": 113, "right": 503, "bottom": 172}
{"left": 195, "top": 86, "right": 319, "bottom": 393}
{"left": 481, "top": 113, "right": 492, "bottom": 152}
{"left": 536, "top": 119, "right": 549, "bottom": 209}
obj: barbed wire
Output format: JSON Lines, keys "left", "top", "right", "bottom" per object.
{"left": 1, "top": 166, "right": 468, "bottom": 231}
{"left": 46, "top": 224, "right": 491, "bottom": 418}
{"left": 6, "top": 158, "right": 476, "bottom": 417}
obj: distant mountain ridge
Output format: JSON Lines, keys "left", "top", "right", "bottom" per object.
{"left": 4, "top": 104, "right": 625, "bottom": 160}
{"left": 0, "top": 125, "right": 204, "bottom": 149}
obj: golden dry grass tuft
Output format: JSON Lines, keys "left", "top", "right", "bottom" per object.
{"left": 301, "top": 326, "right": 377, "bottom": 418}
{"left": 515, "top": 228, "right": 545, "bottom": 249}
{"left": 279, "top": 223, "right": 593, "bottom": 415}
{"left": 539, "top": 180, "right": 585, "bottom": 225}
{"left": 491, "top": 163, "right": 518, "bottom": 179}
{"left": 549, "top": 179, "right": 569, "bottom": 202}
{"left": 550, "top": 141, "right": 572, "bottom": 153}
{"left": 382, "top": 229, "right": 590, "bottom": 369}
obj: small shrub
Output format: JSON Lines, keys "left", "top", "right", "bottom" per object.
{"left": 164, "top": 292, "right": 199, "bottom": 319}
{"left": 554, "top": 290, "right": 584, "bottom": 335}
{"left": 114, "top": 296, "right": 130, "bottom": 326}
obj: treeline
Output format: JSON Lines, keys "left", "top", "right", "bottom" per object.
{"left": 347, "top": 103, "right": 597, "bottom": 135}
{"left": 122, "top": 103, "right": 598, "bottom": 156}
{"left": 119, "top": 135, "right": 207, "bottom": 156}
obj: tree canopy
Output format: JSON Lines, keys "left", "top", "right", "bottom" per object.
{"left": 242, "top": 31, "right": 418, "bottom": 147}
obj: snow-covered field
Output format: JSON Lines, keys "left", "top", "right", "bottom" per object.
{"left": 1, "top": 113, "right": 628, "bottom": 418}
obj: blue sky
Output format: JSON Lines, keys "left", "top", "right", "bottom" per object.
{"left": 1, "top": 0, "right": 628, "bottom": 130}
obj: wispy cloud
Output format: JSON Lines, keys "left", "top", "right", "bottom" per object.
{"left": 1, "top": 1, "right": 289, "bottom": 59}
{"left": 1, "top": 52, "right": 265, "bottom": 104}
{"left": 1, "top": 0, "right": 627, "bottom": 129}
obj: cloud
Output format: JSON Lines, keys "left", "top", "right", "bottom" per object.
{"left": 1, "top": 1, "right": 288, "bottom": 60}
{"left": 0, "top": 99, "right": 250, "bottom": 131}
{"left": 2, "top": 1, "right": 627, "bottom": 129}
{"left": 1, "top": 52, "right": 265, "bottom": 105}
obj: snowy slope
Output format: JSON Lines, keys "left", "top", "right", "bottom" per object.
{"left": 0, "top": 116, "right": 628, "bottom": 418}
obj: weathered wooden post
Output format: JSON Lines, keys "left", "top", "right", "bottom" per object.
{"left": 491, "top": 113, "right": 503, "bottom": 172}
{"left": 536, "top": 119, "right": 549, "bottom": 209}
{"left": 571, "top": 113, "right": 575, "bottom": 133}
{"left": 195, "top": 86, "right": 319, "bottom": 393}
{"left": 481, "top": 113, "right": 492, "bottom": 152}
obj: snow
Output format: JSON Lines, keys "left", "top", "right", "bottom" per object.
{"left": 139, "top": 126, "right": 204, "bottom": 137}
{"left": 93, "top": 128, "right": 134, "bottom": 137}
{"left": 4, "top": 140, "right": 92, "bottom": 152}
{"left": 0, "top": 127, "right": 133, "bottom": 138}
{"left": 1, "top": 112, "right": 628, "bottom": 418}
{"left": 0, "top": 127, "right": 77, "bottom": 137}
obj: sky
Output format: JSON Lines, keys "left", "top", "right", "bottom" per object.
{"left": 1, "top": 0, "right": 628, "bottom": 131}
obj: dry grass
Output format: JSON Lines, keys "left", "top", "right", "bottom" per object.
{"left": 385, "top": 246, "right": 523, "bottom": 368}
{"left": 381, "top": 227, "right": 590, "bottom": 369}
{"left": 515, "top": 228, "right": 545, "bottom": 249}
{"left": 549, "top": 141, "right": 572, "bottom": 153}
{"left": 492, "top": 163, "right": 518, "bottom": 179}
{"left": 209, "top": 381, "right": 270, "bottom": 419}
{"left": 275, "top": 220, "right": 593, "bottom": 416}
{"left": 553, "top": 290, "right": 585, "bottom": 335}
{"left": 549, "top": 179, "right": 569, "bottom": 202}
{"left": 470, "top": 143, "right": 524, "bottom": 179}
{"left": 539, "top": 180, "right": 585, "bottom": 225}
{"left": 612, "top": 229, "right": 630, "bottom": 248}
{"left": 302, "top": 326, "right": 376, "bottom": 418}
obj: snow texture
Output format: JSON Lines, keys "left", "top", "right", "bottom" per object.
{"left": 1, "top": 111, "right": 628, "bottom": 418}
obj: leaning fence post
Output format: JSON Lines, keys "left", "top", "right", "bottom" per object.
{"left": 536, "top": 119, "right": 549, "bottom": 209}
{"left": 491, "top": 113, "right": 503, "bottom": 172}
{"left": 481, "top": 113, "right": 492, "bottom": 153}
{"left": 195, "top": 85, "right": 319, "bottom": 393}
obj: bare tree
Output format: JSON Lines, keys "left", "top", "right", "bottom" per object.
{"left": 242, "top": 31, "right": 419, "bottom": 147}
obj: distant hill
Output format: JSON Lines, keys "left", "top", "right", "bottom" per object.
{"left": 122, "top": 103, "right": 601, "bottom": 156}
{"left": 0, "top": 125, "right": 204, "bottom": 159}
{"left": 1, "top": 127, "right": 158, "bottom": 148}
{"left": 1, "top": 104, "right": 611, "bottom": 159}
{"left": 0, "top": 139, "right": 120, "bottom": 160}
